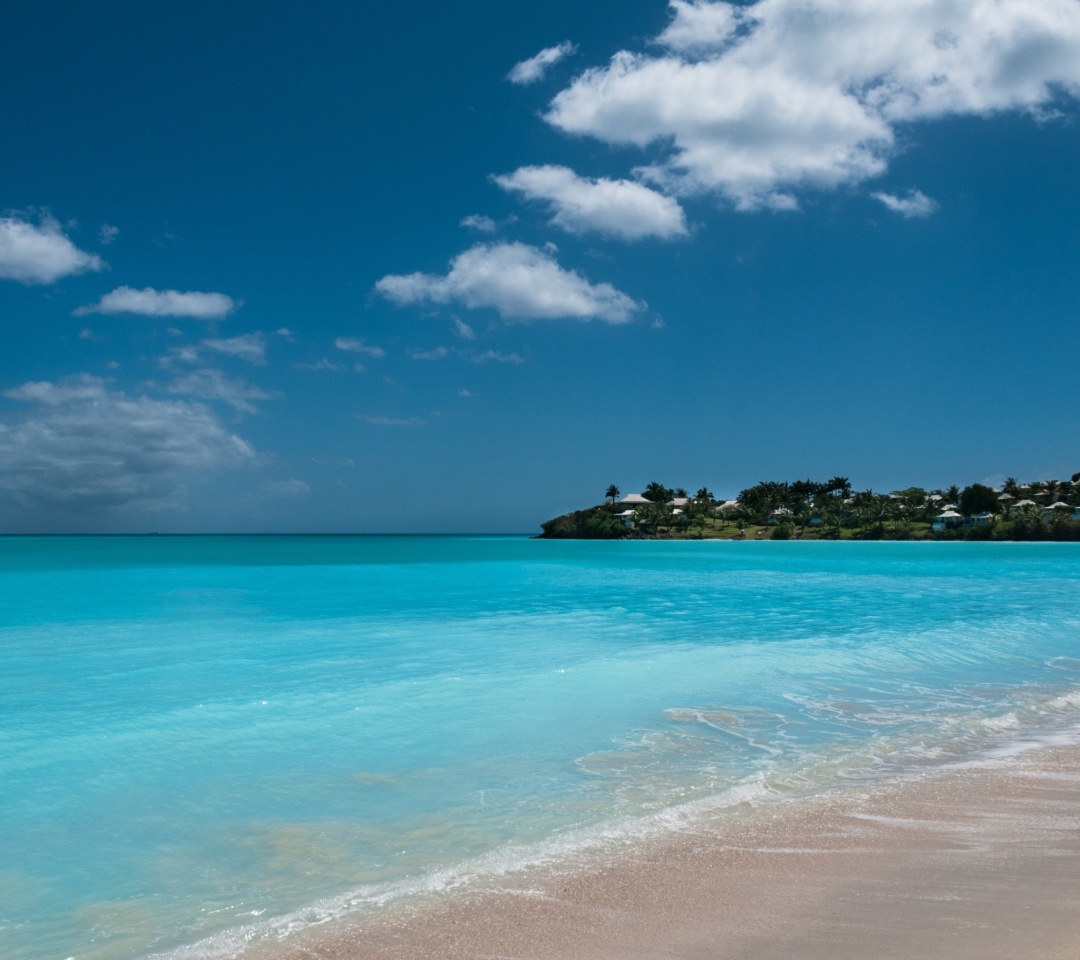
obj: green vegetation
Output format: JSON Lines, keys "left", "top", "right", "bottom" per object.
{"left": 537, "top": 474, "right": 1080, "bottom": 541}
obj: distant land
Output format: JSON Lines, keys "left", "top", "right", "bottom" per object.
{"left": 538, "top": 474, "right": 1080, "bottom": 541}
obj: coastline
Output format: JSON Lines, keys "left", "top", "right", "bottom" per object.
{"left": 270, "top": 738, "right": 1080, "bottom": 960}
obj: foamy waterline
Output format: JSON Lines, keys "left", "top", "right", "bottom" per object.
{"left": 150, "top": 685, "right": 1080, "bottom": 960}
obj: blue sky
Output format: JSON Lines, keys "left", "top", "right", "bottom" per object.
{"left": 1, "top": 0, "right": 1079, "bottom": 533}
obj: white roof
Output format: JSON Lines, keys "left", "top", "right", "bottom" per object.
{"left": 717, "top": 499, "right": 739, "bottom": 510}
{"left": 618, "top": 493, "right": 652, "bottom": 505}
{"left": 1013, "top": 499, "right": 1037, "bottom": 507}
{"left": 937, "top": 510, "right": 963, "bottom": 518}
{"left": 671, "top": 497, "right": 690, "bottom": 507}
{"left": 1046, "top": 501, "right": 1072, "bottom": 509}
{"left": 929, "top": 494, "right": 943, "bottom": 501}
{"left": 998, "top": 493, "right": 1015, "bottom": 500}
{"left": 614, "top": 509, "right": 636, "bottom": 517}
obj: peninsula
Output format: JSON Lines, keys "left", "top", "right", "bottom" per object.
{"left": 539, "top": 474, "right": 1080, "bottom": 540}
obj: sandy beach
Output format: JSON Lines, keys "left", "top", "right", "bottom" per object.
{"left": 276, "top": 740, "right": 1080, "bottom": 960}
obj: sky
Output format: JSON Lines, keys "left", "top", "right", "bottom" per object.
{"left": 1, "top": 0, "right": 1079, "bottom": 534}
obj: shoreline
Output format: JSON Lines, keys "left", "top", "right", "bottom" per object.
{"left": 268, "top": 737, "right": 1080, "bottom": 960}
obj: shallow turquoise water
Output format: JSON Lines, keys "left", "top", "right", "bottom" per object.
{"left": 1, "top": 537, "right": 1078, "bottom": 960}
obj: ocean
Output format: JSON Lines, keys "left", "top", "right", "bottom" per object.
{"left": 1, "top": 536, "right": 1078, "bottom": 960}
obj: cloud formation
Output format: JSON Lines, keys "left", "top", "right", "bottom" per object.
{"left": 374, "top": 241, "right": 644, "bottom": 323}
{"left": 494, "top": 165, "right": 688, "bottom": 239}
{"left": 508, "top": 41, "right": 576, "bottom": 85}
{"left": 546, "top": 0, "right": 1080, "bottom": 209}
{"left": 0, "top": 216, "right": 105, "bottom": 284}
{"left": 75, "top": 286, "right": 239, "bottom": 319}
{"left": 166, "top": 369, "right": 274, "bottom": 413}
{"left": 201, "top": 333, "right": 267, "bottom": 365}
{"left": 0, "top": 375, "right": 254, "bottom": 513}
{"left": 460, "top": 214, "right": 498, "bottom": 233}
{"left": 334, "top": 337, "right": 386, "bottom": 359}
{"left": 873, "top": 188, "right": 939, "bottom": 219}
{"left": 356, "top": 414, "right": 427, "bottom": 426}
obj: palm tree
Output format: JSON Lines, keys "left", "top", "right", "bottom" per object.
{"left": 605, "top": 484, "right": 620, "bottom": 506}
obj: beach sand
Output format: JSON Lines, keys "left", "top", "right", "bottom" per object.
{"left": 277, "top": 742, "right": 1080, "bottom": 960}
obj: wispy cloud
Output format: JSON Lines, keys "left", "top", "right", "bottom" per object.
{"left": 355, "top": 414, "right": 427, "bottom": 426}
{"left": 452, "top": 316, "right": 476, "bottom": 341}
{"left": 0, "top": 215, "right": 105, "bottom": 285}
{"left": 201, "top": 333, "right": 267, "bottom": 365}
{"left": 495, "top": 165, "right": 688, "bottom": 240}
{"left": 507, "top": 41, "right": 576, "bottom": 85}
{"left": 334, "top": 336, "right": 386, "bottom": 359}
{"left": 375, "top": 241, "right": 644, "bottom": 324}
{"left": 165, "top": 368, "right": 274, "bottom": 413}
{"left": 75, "top": 286, "right": 239, "bottom": 320}
{"left": 98, "top": 224, "right": 120, "bottom": 246}
{"left": 872, "top": 189, "right": 939, "bottom": 219}
{"left": 410, "top": 346, "right": 451, "bottom": 361}
{"left": 460, "top": 214, "right": 498, "bottom": 233}
{"left": 294, "top": 358, "right": 343, "bottom": 372}
{"left": 473, "top": 349, "right": 525, "bottom": 365}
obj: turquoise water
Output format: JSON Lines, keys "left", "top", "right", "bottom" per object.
{"left": 1, "top": 537, "right": 1079, "bottom": 960}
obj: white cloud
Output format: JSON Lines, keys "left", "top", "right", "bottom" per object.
{"left": 75, "top": 286, "right": 239, "bottom": 319}
{"left": 452, "top": 316, "right": 476, "bottom": 341}
{"left": 356, "top": 414, "right": 427, "bottom": 426}
{"left": 657, "top": 0, "right": 740, "bottom": 55}
{"left": 295, "top": 358, "right": 343, "bottom": 372}
{"left": 546, "top": 0, "right": 1080, "bottom": 209}
{"left": 201, "top": 333, "right": 267, "bottom": 365}
{"left": 374, "top": 241, "right": 644, "bottom": 324}
{"left": 508, "top": 41, "right": 576, "bottom": 85}
{"left": 460, "top": 214, "right": 498, "bottom": 233}
{"left": 0, "top": 375, "right": 254, "bottom": 512}
{"left": 334, "top": 336, "right": 386, "bottom": 359}
{"left": 473, "top": 350, "right": 525, "bottom": 365}
{"left": 166, "top": 369, "right": 274, "bottom": 413}
{"left": 872, "top": 188, "right": 939, "bottom": 219}
{"left": 410, "top": 346, "right": 450, "bottom": 361}
{"left": 99, "top": 224, "right": 120, "bottom": 246}
{"left": 494, "top": 165, "right": 688, "bottom": 239}
{"left": 263, "top": 478, "right": 312, "bottom": 498}
{"left": 0, "top": 216, "right": 105, "bottom": 284}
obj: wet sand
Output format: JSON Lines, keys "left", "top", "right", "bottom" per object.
{"left": 277, "top": 742, "right": 1080, "bottom": 960}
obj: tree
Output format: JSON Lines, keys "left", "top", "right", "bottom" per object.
{"left": 643, "top": 481, "right": 674, "bottom": 503}
{"left": 959, "top": 483, "right": 998, "bottom": 516}
{"left": 825, "top": 476, "right": 852, "bottom": 498}
{"left": 674, "top": 487, "right": 688, "bottom": 498}
{"left": 695, "top": 487, "right": 715, "bottom": 503}
{"left": 605, "top": 484, "right": 620, "bottom": 505}
{"left": 946, "top": 485, "right": 960, "bottom": 503}
{"left": 1003, "top": 477, "right": 1020, "bottom": 496}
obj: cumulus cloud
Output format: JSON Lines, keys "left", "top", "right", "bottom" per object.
{"left": 334, "top": 336, "right": 386, "bottom": 359}
{"left": 657, "top": 0, "right": 741, "bottom": 54}
{"left": 494, "top": 165, "right": 688, "bottom": 239}
{"left": 0, "top": 215, "right": 105, "bottom": 284}
{"left": 0, "top": 375, "right": 254, "bottom": 513}
{"left": 546, "top": 0, "right": 1080, "bottom": 209}
{"left": 165, "top": 368, "right": 274, "bottom": 413}
{"left": 508, "top": 41, "right": 576, "bottom": 85}
{"left": 75, "top": 286, "right": 239, "bottom": 319}
{"left": 374, "top": 241, "right": 644, "bottom": 324}
{"left": 872, "top": 188, "right": 939, "bottom": 219}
